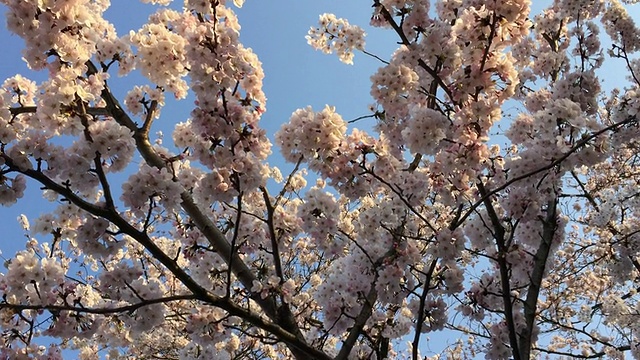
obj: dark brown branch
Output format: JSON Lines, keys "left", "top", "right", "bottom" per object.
{"left": 520, "top": 198, "right": 557, "bottom": 360}
{"left": 226, "top": 191, "right": 244, "bottom": 298}
{"left": 361, "top": 49, "right": 390, "bottom": 64}
{"left": 274, "top": 155, "right": 304, "bottom": 207}
{"left": 534, "top": 345, "right": 632, "bottom": 359}
{"left": 1, "top": 295, "right": 197, "bottom": 315}
{"left": 412, "top": 259, "right": 438, "bottom": 360}
{"left": 335, "top": 235, "right": 405, "bottom": 360}
{"left": 335, "top": 277, "right": 379, "bottom": 360}
{"left": 9, "top": 106, "right": 112, "bottom": 117}
{"left": 570, "top": 171, "right": 598, "bottom": 210}
{"left": 477, "top": 181, "right": 520, "bottom": 360}
{"left": 260, "top": 186, "right": 285, "bottom": 283}
{"left": 75, "top": 99, "right": 116, "bottom": 210}
{"left": 141, "top": 99, "right": 158, "bottom": 136}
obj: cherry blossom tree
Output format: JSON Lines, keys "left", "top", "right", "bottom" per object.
{"left": 0, "top": 0, "right": 639, "bottom": 359}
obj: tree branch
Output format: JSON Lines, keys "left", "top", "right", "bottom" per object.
{"left": 477, "top": 181, "right": 520, "bottom": 360}
{"left": 0, "top": 154, "right": 331, "bottom": 358}
{"left": 519, "top": 198, "right": 557, "bottom": 360}
{"left": 412, "top": 259, "right": 438, "bottom": 360}
{"left": 335, "top": 277, "right": 379, "bottom": 360}
{"left": 372, "top": 1, "right": 454, "bottom": 101}
{"left": 0, "top": 295, "right": 197, "bottom": 315}
{"left": 260, "top": 186, "right": 285, "bottom": 283}
{"left": 457, "top": 116, "right": 636, "bottom": 228}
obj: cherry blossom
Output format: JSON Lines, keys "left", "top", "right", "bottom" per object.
{"left": 0, "top": 0, "right": 639, "bottom": 359}
{"left": 307, "top": 13, "right": 366, "bottom": 65}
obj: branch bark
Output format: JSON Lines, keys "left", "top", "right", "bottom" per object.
{"left": 335, "top": 278, "right": 379, "bottom": 360}
{"left": 519, "top": 198, "right": 557, "bottom": 360}
{"left": 412, "top": 259, "right": 438, "bottom": 360}
{"left": 0, "top": 295, "right": 197, "bottom": 315}
{"left": 477, "top": 181, "right": 520, "bottom": 360}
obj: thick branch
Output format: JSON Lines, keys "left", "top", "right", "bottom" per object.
{"left": 335, "top": 278, "right": 379, "bottom": 360}
{"left": 260, "top": 187, "right": 285, "bottom": 283}
{"left": 335, "top": 241, "right": 403, "bottom": 360}
{"left": 519, "top": 198, "right": 557, "bottom": 360}
{"left": 412, "top": 259, "right": 438, "bottom": 360}
{"left": 477, "top": 181, "right": 520, "bottom": 360}
{"left": 1, "top": 295, "right": 197, "bottom": 315}
{"left": 9, "top": 106, "right": 112, "bottom": 117}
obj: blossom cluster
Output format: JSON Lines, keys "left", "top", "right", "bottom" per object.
{"left": 307, "top": 13, "right": 366, "bottom": 64}
{"left": 276, "top": 105, "right": 346, "bottom": 164}
{"left": 602, "top": 0, "right": 640, "bottom": 52}
{"left": 297, "top": 184, "right": 343, "bottom": 254}
{"left": 3, "top": 0, "right": 114, "bottom": 70}
{"left": 121, "top": 164, "right": 184, "bottom": 217}
{"left": 402, "top": 106, "right": 449, "bottom": 155}
{"left": 124, "top": 85, "right": 165, "bottom": 118}
{"left": 370, "top": 62, "right": 420, "bottom": 119}
{"left": 128, "top": 22, "right": 189, "bottom": 98}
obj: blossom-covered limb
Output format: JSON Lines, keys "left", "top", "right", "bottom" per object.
{"left": 1, "top": 151, "right": 327, "bottom": 357}
{"left": 335, "top": 275, "right": 379, "bottom": 360}
{"left": 87, "top": 55, "right": 313, "bottom": 354}
{"left": 372, "top": 0, "right": 454, "bottom": 101}
{"left": 0, "top": 295, "right": 197, "bottom": 315}
{"left": 459, "top": 115, "right": 637, "bottom": 227}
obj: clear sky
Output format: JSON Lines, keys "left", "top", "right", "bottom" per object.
{"left": 0, "top": 1, "right": 638, "bottom": 358}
